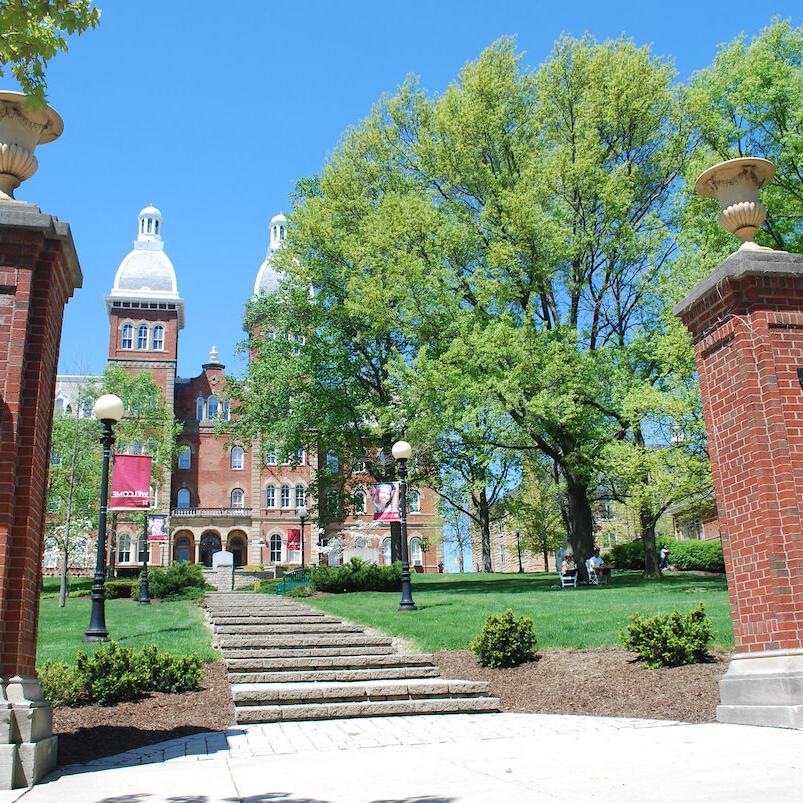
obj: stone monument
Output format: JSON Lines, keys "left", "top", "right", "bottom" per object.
{"left": 0, "top": 91, "right": 82, "bottom": 787}
{"left": 674, "top": 157, "right": 803, "bottom": 728}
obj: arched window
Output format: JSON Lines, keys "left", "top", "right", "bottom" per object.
{"left": 265, "top": 485, "right": 276, "bottom": 508}
{"left": 178, "top": 446, "right": 191, "bottom": 469}
{"left": 408, "top": 490, "right": 421, "bottom": 514}
{"left": 152, "top": 325, "right": 164, "bottom": 351}
{"left": 117, "top": 532, "right": 132, "bottom": 563}
{"left": 382, "top": 537, "right": 392, "bottom": 564}
{"left": 146, "top": 219, "right": 152, "bottom": 233}
{"left": 295, "top": 483, "right": 305, "bottom": 508}
{"left": 231, "top": 447, "right": 244, "bottom": 470}
{"left": 54, "top": 396, "right": 66, "bottom": 415}
{"left": 121, "top": 323, "right": 133, "bottom": 350}
{"left": 353, "top": 490, "right": 366, "bottom": 515}
{"left": 269, "top": 533, "right": 282, "bottom": 563}
{"left": 280, "top": 484, "right": 290, "bottom": 508}
{"left": 410, "top": 537, "right": 422, "bottom": 566}
{"left": 44, "top": 537, "right": 58, "bottom": 569}
{"left": 137, "top": 324, "right": 149, "bottom": 350}
{"left": 196, "top": 397, "right": 204, "bottom": 421}
{"left": 297, "top": 448, "right": 305, "bottom": 465}
{"left": 355, "top": 537, "right": 367, "bottom": 550}
{"left": 177, "top": 488, "right": 191, "bottom": 509}
{"left": 221, "top": 400, "right": 231, "bottom": 421}
{"left": 206, "top": 396, "right": 219, "bottom": 419}
{"left": 154, "top": 220, "right": 160, "bottom": 235}
{"left": 231, "top": 488, "right": 245, "bottom": 509}
{"left": 265, "top": 448, "right": 276, "bottom": 465}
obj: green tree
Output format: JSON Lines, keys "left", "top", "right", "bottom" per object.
{"left": 0, "top": 0, "right": 100, "bottom": 105}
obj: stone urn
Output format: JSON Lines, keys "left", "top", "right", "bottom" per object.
{"left": 0, "top": 91, "right": 63, "bottom": 201}
{"left": 694, "top": 157, "right": 775, "bottom": 250}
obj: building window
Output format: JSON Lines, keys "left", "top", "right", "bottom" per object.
{"left": 295, "top": 483, "right": 305, "bottom": 508}
{"left": 44, "top": 537, "right": 58, "bottom": 569}
{"left": 280, "top": 484, "right": 290, "bottom": 508}
{"left": 410, "top": 537, "right": 422, "bottom": 566}
{"left": 408, "top": 490, "right": 421, "bottom": 514}
{"left": 137, "top": 324, "right": 149, "bottom": 350}
{"left": 177, "top": 488, "right": 191, "bottom": 509}
{"left": 352, "top": 460, "right": 366, "bottom": 473}
{"left": 221, "top": 400, "right": 230, "bottom": 421}
{"left": 355, "top": 537, "right": 367, "bottom": 550}
{"left": 231, "top": 447, "right": 244, "bottom": 470}
{"left": 206, "top": 396, "right": 219, "bottom": 419}
{"left": 265, "top": 448, "right": 277, "bottom": 465}
{"left": 130, "top": 441, "right": 143, "bottom": 455}
{"left": 117, "top": 532, "right": 132, "bottom": 563}
{"left": 231, "top": 488, "right": 245, "bottom": 509}
{"left": 196, "top": 397, "right": 204, "bottom": 421}
{"left": 353, "top": 490, "right": 366, "bottom": 514}
{"left": 326, "top": 452, "right": 339, "bottom": 472}
{"left": 152, "top": 325, "right": 164, "bottom": 351}
{"left": 178, "top": 446, "right": 191, "bottom": 469}
{"left": 154, "top": 220, "right": 160, "bottom": 235}
{"left": 269, "top": 533, "right": 282, "bottom": 563}
{"left": 121, "top": 323, "right": 133, "bottom": 350}
{"left": 265, "top": 485, "right": 276, "bottom": 508}
{"left": 382, "top": 537, "right": 391, "bottom": 564}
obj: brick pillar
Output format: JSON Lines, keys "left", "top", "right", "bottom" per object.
{"left": 0, "top": 203, "right": 81, "bottom": 787}
{"left": 674, "top": 248, "right": 803, "bottom": 729}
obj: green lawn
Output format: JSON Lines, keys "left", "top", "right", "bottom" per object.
{"left": 306, "top": 571, "right": 733, "bottom": 653}
{"left": 37, "top": 596, "right": 218, "bottom": 666}
{"left": 40, "top": 576, "right": 94, "bottom": 596}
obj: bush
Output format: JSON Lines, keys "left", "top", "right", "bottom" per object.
{"left": 141, "top": 562, "right": 208, "bottom": 600}
{"left": 311, "top": 558, "right": 401, "bottom": 593}
{"left": 287, "top": 584, "right": 314, "bottom": 598}
{"left": 609, "top": 537, "right": 724, "bottom": 573}
{"left": 37, "top": 661, "right": 87, "bottom": 707}
{"left": 620, "top": 603, "right": 714, "bottom": 669}
{"left": 138, "top": 645, "right": 202, "bottom": 694}
{"left": 105, "top": 580, "right": 137, "bottom": 600}
{"left": 76, "top": 642, "right": 150, "bottom": 705}
{"left": 470, "top": 609, "right": 536, "bottom": 668}
{"left": 254, "top": 578, "right": 282, "bottom": 594}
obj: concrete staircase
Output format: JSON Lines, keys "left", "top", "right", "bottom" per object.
{"left": 206, "top": 591, "right": 500, "bottom": 724}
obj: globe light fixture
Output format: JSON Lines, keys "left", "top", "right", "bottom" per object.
{"left": 391, "top": 440, "right": 412, "bottom": 461}
{"left": 93, "top": 393, "right": 125, "bottom": 422}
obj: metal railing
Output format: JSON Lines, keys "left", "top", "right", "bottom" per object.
{"left": 170, "top": 508, "right": 252, "bottom": 517}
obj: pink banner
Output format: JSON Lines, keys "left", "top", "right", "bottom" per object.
{"left": 110, "top": 454, "right": 152, "bottom": 510}
{"left": 287, "top": 528, "right": 300, "bottom": 552}
{"left": 372, "top": 483, "right": 399, "bottom": 521}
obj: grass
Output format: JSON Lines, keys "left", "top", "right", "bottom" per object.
{"left": 37, "top": 596, "right": 218, "bottom": 666}
{"left": 306, "top": 571, "right": 734, "bottom": 653}
{"left": 40, "top": 576, "right": 94, "bottom": 597}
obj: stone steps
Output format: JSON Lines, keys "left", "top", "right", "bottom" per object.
{"left": 205, "top": 593, "right": 500, "bottom": 724}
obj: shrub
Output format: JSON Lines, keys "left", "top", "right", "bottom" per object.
{"left": 254, "top": 578, "right": 282, "bottom": 594}
{"left": 105, "top": 579, "right": 137, "bottom": 600}
{"left": 311, "top": 558, "right": 401, "bottom": 593}
{"left": 138, "top": 645, "right": 202, "bottom": 693}
{"left": 620, "top": 603, "right": 714, "bottom": 669}
{"left": 37, "top": 661, "right": 87, "bottom": 707}
{"left": 143, "top": 562, "right": 207, "bottom": 600}
{"left": 76, "top": 642, "right": 150, "bottom": 706}
{"left": 470, "top": 609, "right": 536, "bottom": 669}
{"left": 609, "top": 537, "right": 724, "bottom": 573}
{"left": 287, "top": 584, "right": 314, "bottom": 598}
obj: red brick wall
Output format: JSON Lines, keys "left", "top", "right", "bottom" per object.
{"left": 679, "top": 271, "right": 803, "bottom": 653}
{"left": 0, "top": 224, "right": 78, "bottom": 676}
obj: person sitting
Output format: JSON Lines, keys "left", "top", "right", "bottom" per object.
{"left": 588, "top": 548, "right": 610, "bottom": 583}
{"left": 659, "top": 547, "right": 672, "bottom": 572}
{"left": 560, "top": 555, "right": 577, "bottom": 577}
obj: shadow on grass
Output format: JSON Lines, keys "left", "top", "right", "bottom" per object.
{"left": 114, "top": 626, "right": 198, "bottom": 641}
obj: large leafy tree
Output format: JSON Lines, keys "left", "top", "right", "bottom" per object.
{"left": 0, "top": 0, "right": 100, "bottom": 105}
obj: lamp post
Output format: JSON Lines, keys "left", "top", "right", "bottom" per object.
{"left": 514, "top": 529, "right": 523, "bottom": 573}
{"left": 84, "top": 394, "right": 125, "bottom": 642}
{"left": 317, "top": 526, "right": 326, "bottom": 565}
{"left": 138, "top": 513, "right": 151, "bottom": 604}
{"left": 298, "top": 505, "right": 308, "bottom": 569}
{"left": 392, "top": 440, "right": 416, "bottom": 612}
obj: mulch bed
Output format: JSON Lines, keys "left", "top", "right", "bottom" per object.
{"left": 435, "top": 648, "right": 731, "bottom": 723}
{"left": 52, "top": 662, "right": 234, "bottom": 767}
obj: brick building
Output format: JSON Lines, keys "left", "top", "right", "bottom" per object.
{"left": 50, "top": 207, "right": 443, "bottom": 574}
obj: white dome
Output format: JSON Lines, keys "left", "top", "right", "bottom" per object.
{"left": 254, "top": 211, "right": 288, "bottom": 296}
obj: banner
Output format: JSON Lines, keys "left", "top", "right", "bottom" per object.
{"left": 287, "top": 528, "right": 300, "bottom": 552}
{"left": 110, "top": 454, "right": 152, "bottom": 510}
{"left": 148, "top": 514, "right": 169, "bottom": 543}
{"left": 372, "top": 483, "right": 399, "bottom": 521}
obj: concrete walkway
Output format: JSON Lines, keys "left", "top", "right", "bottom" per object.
{"left": 1, "top": 712, "right": 800, "bottom": 802}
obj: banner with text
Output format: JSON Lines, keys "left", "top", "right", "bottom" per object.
{"left": 287, "top": 528, "right": 300, "bottom": 552}
{"left": 148, "top": 514, "right": 169, "bottom": 543}
{"left": 372, "top": 483, "right": 399, "bottom": 521}
{"left": 110, "top": 454, "right": 152, "bottom": 510}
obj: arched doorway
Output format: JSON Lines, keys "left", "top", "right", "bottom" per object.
{"left": 173, "top": 530, "right": 194, "bottom": 563}
{"left": 227, "top": 530, "right": 247, "bottom": 567}
{"left": 199, "top": 530, "right": 222, "bottom": 567}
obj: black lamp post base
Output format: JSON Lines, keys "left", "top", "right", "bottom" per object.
{"left": 82, "top": 632, "right": 109, "bottom": 642}
{"left": 398, "top": 601, "right": 418, "bottom": 612}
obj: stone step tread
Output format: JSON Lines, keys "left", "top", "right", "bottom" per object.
{"left": 209, "top": 616, "right": 335, "bottom": 624}
{"left": 214, "top": 623, "right": 362, "bottom": 634}
{"left": 220, "top": 647, "right": 397, "bottom": 658}
{"left": 224, "top": 654, "right": 436, "bottom": 670}
{"left": 228, "top": 667, "right": 442, "bottom": 683}
{"left": 216, "top": 635, "right": 392, "bottom": 647}
{"left": 235, "top": 697, "right": 502, "bottom": 723}
{"left": 231, "top": 678, "right": 491, "bottom": 703}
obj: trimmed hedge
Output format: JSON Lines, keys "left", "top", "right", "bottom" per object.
{"left": 608, "top": 537, "right": 724, "bottom": 573}
{"left": 470, "top": 609, "right": 536, "bottom": 668}
{"left": 131, "top": 561, "right": 209, "bottom": 600}
{"left": 105, "top": 580, "right": 137, "bottom": 600}
{"left": 312, "top": 558, "right": 401, "bottom": 593}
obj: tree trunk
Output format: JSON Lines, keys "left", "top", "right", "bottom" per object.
{"left": 566, "top": 474, "right": 595, "bottom": 581}
{"left": 478, "top": 488, "right": 492, "bottom": 573}
{"left": 457, "top": 537, "right": 465, "bottom": 573}
{"left": 641, "top": 511, "right": 662, "bottom": 579}
{"left": 58, "top": 403, "right": 82, "bottom": 607}
{"left": 543, "top": 547, "right": 549, "bottom": 572}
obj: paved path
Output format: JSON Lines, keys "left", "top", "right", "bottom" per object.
{"left": 2, "top": 712, "right": 800, "bottom": 802}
